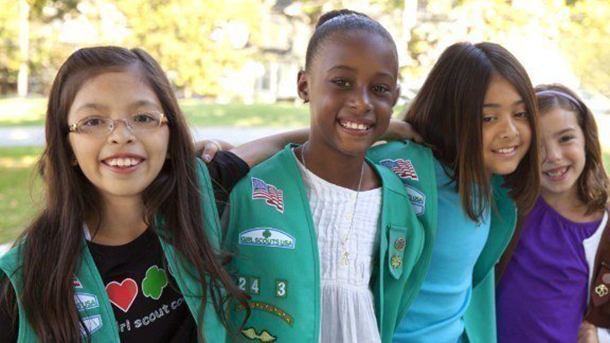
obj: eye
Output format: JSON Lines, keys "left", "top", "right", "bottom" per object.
{"left": 81, "top": 117, "right": 107, "bottom": 127}
{"left": 514, "top": 111, "right": 528, "bottom": 118}
{"left": 331, "top": 79, "right": 351, "bottom": 88}
{"left": 559, "top": 135, "right": 575, "bottom": 143}
{"left": 482, "top": 115, "right": 495, "bottom": 123}
{"left": 372, "top": 85, "right": 391, "bottom": 94}
{"left": 133, "top": 112, "right": 158, "bottom": 123}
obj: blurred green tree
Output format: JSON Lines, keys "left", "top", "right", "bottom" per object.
{"left": 114, "top": 0, "right": 263, "bottom": 97}
{"left": 560, "top": 0, "right": 610, "bottom": 97}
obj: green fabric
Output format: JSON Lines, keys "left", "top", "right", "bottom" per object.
{"left": 462, "top": 176, "right": 517, "bottom": 343}
{"left": 223, "top": 144, "right": 437, "bottom": 342}
{"left": 368, "top": 141, "right": 438, "bottom": 315}
{"left": 369, "top": 142, "right": 517, "bottom": 342}
{"left": 0, "top": 159, "right": 226, "bottom": 342}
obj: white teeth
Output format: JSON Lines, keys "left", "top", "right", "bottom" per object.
{"left": 495, "top": 147, "right": 515, "bottom": 154}
{"left": 545, "top": 167, "right": 568, "bottom": 177}
{"left": 340, "top": 120, "right": 371, "bottom": 130}
{"left": 106, "top": 158, "right": 141, "bottom": 167}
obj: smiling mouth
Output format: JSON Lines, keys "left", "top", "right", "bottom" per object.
{"left": 338, "top": 119, "right": 373, "bottom": 131}
{"left": 102, "top": 157, "right": 144, "bottom": 168}
{"left": 492, "top": 146, "right": 517, "bottom": 155}
{"left": 543, "top": 166, "right": 570, "bottom": 179}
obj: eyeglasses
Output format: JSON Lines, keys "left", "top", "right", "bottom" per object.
{"left": 68, "top": 112, "right": 168, "bottom": 137}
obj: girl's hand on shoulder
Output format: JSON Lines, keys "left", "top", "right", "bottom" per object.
{"left": 194, "top": 139, "right": 234, "bottom": 162}
{"left": 578, "top": 321, "right": 600, "bottom": 343}
{"left": 381, "top": 119, "right": 423, "bottom": 144}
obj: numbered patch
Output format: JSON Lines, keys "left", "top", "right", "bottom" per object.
{"left": 275, "top": 280, "right": 288, "bottom": 298}
{"left": 237, "top": 275, "right": 262, "bottom": 295}
{"left": 249, "top": 277, "right": 260, "bottom": 295}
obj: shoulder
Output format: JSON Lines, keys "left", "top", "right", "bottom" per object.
{"left": 0, "top": 242, "right": 25, "bottom": 277}
{"left": 369, "top": 141, "right": 432, "bottom": 159}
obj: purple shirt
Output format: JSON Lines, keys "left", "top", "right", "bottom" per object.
{"left": 496, "top": 197, "right": 600, "bottom": 343}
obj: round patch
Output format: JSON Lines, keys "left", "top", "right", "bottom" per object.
{"left": 394, "top": 238, "right": 406, "bottom": 252}
{"left": 595, "top": 284, "right": 609, "bottom": 297}
{"left": 603, "top": 273, "right": 610, "bottom": 284}
{"left": 391, "top": 255, "right": 402, "bottom": 269}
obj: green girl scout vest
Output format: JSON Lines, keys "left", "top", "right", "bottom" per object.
{"left": 371, "top": 141, "right": 517, "bottom": 343}
{"left": 368, "top": 140, "right": 439, "bottom": 302}
{"left": 223, "top": 144, "right": 437, "bottom": 343}
{"left": 0, "top": 159, "right": 226, "bottom": 342}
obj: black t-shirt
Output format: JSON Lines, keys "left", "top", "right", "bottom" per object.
{"left": 0, "top": 152, "right": 248, "bottom": 342}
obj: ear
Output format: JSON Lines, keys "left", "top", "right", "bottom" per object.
{"left": 297, "top": 70, "right": 310, "bottom": 103}
{"left": 392, "top": 84, "right": 401, "bottom": 107}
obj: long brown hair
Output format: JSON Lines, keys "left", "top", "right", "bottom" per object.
{"left": 536, "top": 84, "right": 610, "bottom": 214}
{"left": 405, "top": 42, "right": 540, "bottom": 221}
{"left": 2, "top": 46, "right": 248, "bottom": 342}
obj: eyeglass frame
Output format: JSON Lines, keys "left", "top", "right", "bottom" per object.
{"left": 67, "top": 111, "right": 169, "bottom": 136}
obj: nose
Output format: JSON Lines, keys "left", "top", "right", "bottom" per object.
{"left": 499, "top": 117, "right": 519, "bottom": 139}
{"left": 349, "top": 86, "right": 373, "bottom": 113}
{"left": 107, "top": 119, "right": 135, "bottom": 144}
{"left": 542, "top": 141, "right": 561, "bottom": 163}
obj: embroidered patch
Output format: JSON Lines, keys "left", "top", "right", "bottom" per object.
{"left": 142, "top": 266, "right": 169, "bottom": 300}
{"left": 74, "top": 292, "right": 99, "bottom": 312}
{"left": 80, "top": 315, "right": 103, "bottom": 336}
{"left": 249, "top": 277, "right": 261, "bottom": 295}
{"left": 73, "top": 276, "right": 83, "bottom": 289}
{"left": 106, "top": 278, "right": 138, "bottom": 313}
{"left": 241, "top": 327, "right": 277, "bottom": 342}
{"left": 394, "top": 238, "right": 406, "bottom": 252}
{"left": 275, "top": 280, "right": 288, "bottom": 298}
{"left": 252, "top": 177, "right": 284, "bottom": 213}
{"left": 379, "top": 159, "right": 419, "bottom": 180}
{"left": 391, "top": 254, "right": 402, "bottom": 269}
{"left": 239, "top": 228, "right": 295, "bottom": 250}
{"left": 596, "top": 284, "right": 609, "bottom": 297}
{"left": 236, "top": 301, "right": 294, "bottom": 327}
{"left": 405, "top": 186, "right": 426, "bottom": 216}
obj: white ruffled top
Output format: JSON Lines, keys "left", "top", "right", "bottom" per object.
{"left": 293, "top": 150, "right": 382, "bottom": 343}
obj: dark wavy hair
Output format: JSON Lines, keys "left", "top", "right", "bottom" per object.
{"left": 405, "top": 42, "right": 540, "bottom": 220}
{"left": 1, "top": 46, "right": 248, "bottom": 342}
{"left": 536, "top": 83, "right": 609, "bottom": 214}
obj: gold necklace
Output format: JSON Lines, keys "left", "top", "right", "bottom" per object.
{"left": 300, "top": 142, "right": 364, "bottom": 266}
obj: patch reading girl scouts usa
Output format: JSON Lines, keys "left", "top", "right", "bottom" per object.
{"left": 239, "top": 228, "right": 296, "bottom": 250}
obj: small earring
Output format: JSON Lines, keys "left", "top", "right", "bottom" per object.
{"left": 70, "top": 156, "right": 78, "bottom": 166}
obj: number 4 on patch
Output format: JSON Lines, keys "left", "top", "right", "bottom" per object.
{"left": 275, "top": 280, "right": 287, "bottom": 298}
{"left": 249, "top": 277, "right": 260, "bottom": 295}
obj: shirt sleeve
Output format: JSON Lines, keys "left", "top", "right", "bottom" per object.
{"left": 204, "top": 151, "right": 250, "bottom": 215}
{"left": 598, "top": 327, "right": 610, "bottom": 343}
{"left": 0, "top": 280, "right": 18, "bottom": 343}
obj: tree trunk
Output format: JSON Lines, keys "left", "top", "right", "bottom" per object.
{"left": 18, "top": 0, "right": 30, "bottom": 97}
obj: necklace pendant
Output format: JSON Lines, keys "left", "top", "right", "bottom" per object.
{"left": 340, "top": 251, "right": 349, "bottom": 266}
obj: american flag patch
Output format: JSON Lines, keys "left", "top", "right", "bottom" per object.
{"left": 251, "top": 177, "right": 284, "bottom": 213}
{"left": 379, "top": 159, "right": 419, "bottom": 180}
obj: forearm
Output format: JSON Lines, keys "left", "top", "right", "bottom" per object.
{"left": 230, "top": 128, "right": 309, "bottom": 167}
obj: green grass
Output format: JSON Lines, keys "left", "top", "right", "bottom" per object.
{"left": 0, "top": 97, "right": 313, "bottom": 127}
{"left": 0, "top": 146, "right": 43, "bottom": 244}
{"left": 1, "top": 147, "right": 609, "bottom": 245}
{"left": 0, "top": 97, "right": 408, "bottom": 128}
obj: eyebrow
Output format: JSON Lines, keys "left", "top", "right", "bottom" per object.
{"left": 483, "top": 99, "right": 525, "bottom": 109}
{"left": 74, "top": 100, "right": 161, "bottom": 114}
{"left": 327, "top": 65, "right": 395, "bottom": 80}
{"left": 554, "top": 127, "right": 576, "bottom": 137}
{"left": 129, "top": 100, "right": 162, "bottom": 112}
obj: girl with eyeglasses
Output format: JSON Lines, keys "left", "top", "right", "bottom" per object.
{"left": 0, "top": 46, "right": 276, "bottom": 342}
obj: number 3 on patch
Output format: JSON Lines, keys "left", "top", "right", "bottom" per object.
{"left": 275, "top": 280, "right": 288, "bottom": 298}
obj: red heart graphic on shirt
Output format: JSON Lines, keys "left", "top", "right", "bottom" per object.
{"left": 106, "top": 278, "right": 138, "bottom": 313}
